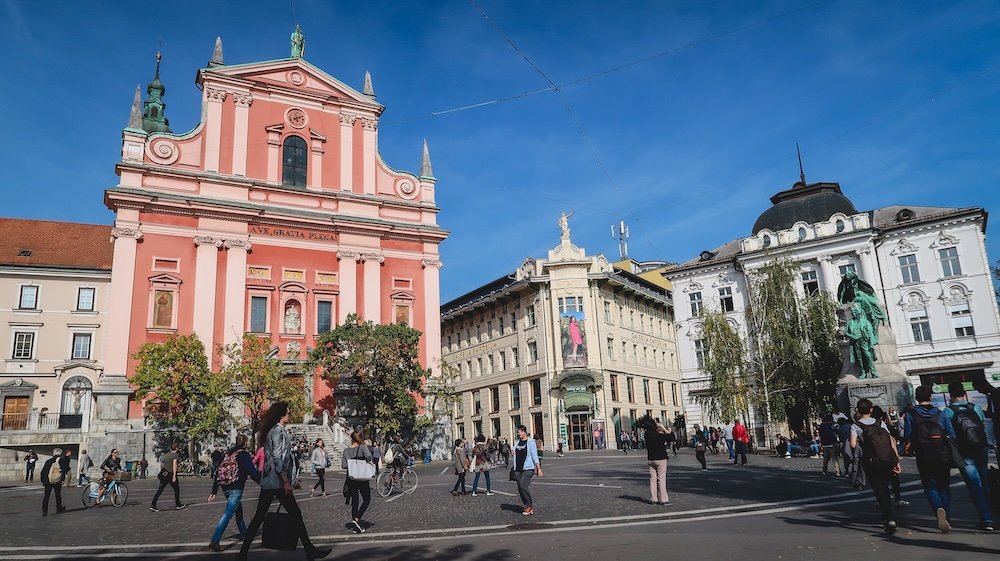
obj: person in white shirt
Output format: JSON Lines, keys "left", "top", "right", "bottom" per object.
{"left": 722, "top": 421, "right": 736, "bottom": 461}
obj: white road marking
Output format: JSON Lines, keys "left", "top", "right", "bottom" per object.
{"left": 0, "top": 480, "right": 932, "bottom": 556}
{"left": 533, "top": 482, "right": 621, "bottom": 489}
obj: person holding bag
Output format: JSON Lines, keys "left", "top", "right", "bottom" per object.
{"left": 342, "top": 431, "right": 374, "bottom": 534}
{"left": 238, "top": 402, "right": 329, "bottom": 561}
{"left": 512, "top": 425, "right": 542, "bottom": 515}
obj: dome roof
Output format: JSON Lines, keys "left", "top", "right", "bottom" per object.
{"left": 752, "top": 181, "right": 858, "bottom": 234}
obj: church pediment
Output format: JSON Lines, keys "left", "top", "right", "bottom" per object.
{"left": 203, "top": 59, "right": 382, "bottom": 111}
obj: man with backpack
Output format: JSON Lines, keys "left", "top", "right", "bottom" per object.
{"left": 850, "top": 398, "right": 901, "bottom": 534}
{"left": 943, "top": 381, "right": 994, "bottom": 531}
{"left": 40, "top": 448, "right": 67, "bottom": 516}
{"left": 904, "top": 385, "right": 959, "bottom": 532}
{"left": 206, "top": 435, "right": 260, "bottom": 552}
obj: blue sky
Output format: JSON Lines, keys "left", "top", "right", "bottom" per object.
{"left": 1, "top": 1, "right": 998, "bottom": 302}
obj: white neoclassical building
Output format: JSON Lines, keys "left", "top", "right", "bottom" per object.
{"left": 665, "top": 179, "right": 1000, "bottom": 435}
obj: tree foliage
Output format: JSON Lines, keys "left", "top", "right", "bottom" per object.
{"left": 218, "top": 334, "right": 308, "bottom": 435}
{"left": 993, "top": 259, "right": 1000, "bottom": 306}
{"left": 695, "top": 311, "right": 751, "bottom": 424}
{"left": 416, "top": 360, "right": 460, "bottom": 433}
{"left": 131, "top": 334, "right": 232, "bottom": 445}
{"left": 306, "top": 314, "right": 429, "bottom": 438}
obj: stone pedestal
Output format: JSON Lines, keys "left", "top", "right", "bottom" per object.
{"left": 837, "top": 377, "right": 912, "bottom": 414}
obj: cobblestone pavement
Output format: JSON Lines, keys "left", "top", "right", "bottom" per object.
{"left": 1, "top": 449, "right": 998, "bottom": 560}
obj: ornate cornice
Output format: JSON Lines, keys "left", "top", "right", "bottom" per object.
{"left": 193, "top": 235, "right": 224, "bottom": 248}
{"left": 224, "top": 239, "right": 252, "bottom": 251}
{"left": 233, "top": 92, "right": 253, "bottom": 107}
{"left": 359, "top": 252, "right": 385, "bottom": 264}
{"left": 421, "top": 258, "right": 443, "bottom": 269}
{"left": 110, "top": 227, "right": 143, "bottom": 243}
{"left": 205, "top": 87, "right": 228, "bottom": 102}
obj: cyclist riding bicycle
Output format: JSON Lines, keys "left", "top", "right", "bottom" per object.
{"left": 383, "top": 437, "right": 412, "bottom": 475}
{"left": 96, "top": 449, "right": 122, "bottom": 503}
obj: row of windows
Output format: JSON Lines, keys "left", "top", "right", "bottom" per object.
{"left": 458, "top": 343, "right": 535, "bottom": 379}
{"left": 899, "top": 248, "right": 962, "bottom": 285}
{"left": 907, "top": 302, "right": 976, "bottom": 342}
{"left": 16, "top": 286, "right": 96, "bottom": 312}
{"left": 11, "top": 332, "right": 93, "bottom": 361}
{"left": 605, "top": 338, "right": 675, "bottom": 368}
{"left": 457, "top": 411, "right": 545, "bottom": 441}
{"left": 445, "top": 307, "right": 527, "bottom": 351}
{"left": 608, "top": 374, "right": 679, "bottom": 406}
{"left": 247, "top": 295, "right": 412, "bottom": 335}
{"left": 455, "top": 379, "right": 543, "bottom": 417}
{"left": 612, "top": 407, "right": 675, "bottom": 431}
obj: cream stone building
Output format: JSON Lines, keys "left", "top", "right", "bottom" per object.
{"left": 441, "top": 219, "right": 682, "bottom": 451}
{"left": 0, "top": 219, "right": 112, "bottom": 480}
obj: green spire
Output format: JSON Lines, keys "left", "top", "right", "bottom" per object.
{"left": 142, "top": 51, "right": 172, "bottom": 133}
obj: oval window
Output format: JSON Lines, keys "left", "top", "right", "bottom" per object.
{"left": 798, "top": 227, "right": 807, "bottom": 241}
{"left": 835, "top": 220, "right": 845, "bottom": 233}
{"left": 763, "top": 235, "right": 771, "bottom": 248}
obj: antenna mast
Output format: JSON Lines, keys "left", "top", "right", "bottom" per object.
{"left": 611, "top": 220, "right": 630, "bottom": 259}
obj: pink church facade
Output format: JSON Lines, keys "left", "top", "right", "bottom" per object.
{"left": 105, "top": 44, "right": 446, "bottom": 420}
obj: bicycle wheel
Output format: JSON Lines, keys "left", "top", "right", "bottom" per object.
{"left": 81, "top": 482, "right": 100, "bottom": 508}
{"left": 197, "top": 463, "right": 211, "bottom": 477}
{"left": 375, "top": 471, "right": 393, "bottom": 497}
{"left": 110, "top": 482, "right": 128, "bottom": 507}
{"left": 401, "top": 469, "right": 418, "bottom": 495}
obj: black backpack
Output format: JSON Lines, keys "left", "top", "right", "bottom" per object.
{"left": 911, "top": 411, "right": 955, "bottom": 467}
{"left": 949, "top": 404, "right": 987, "bottom": 456}
{"left": 856, "top": 421, "right": 896, "bottom": 471}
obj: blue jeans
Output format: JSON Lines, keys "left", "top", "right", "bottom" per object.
{"left": 958, "top": 452, "right": 993, "bottom": 524}
{"left": 472, "top": 469, "right": 491, "bottom": 493}
{"left": 210, "top": 488, "right": 246, "bottom": 544}
{"left": 809, "top": 443, "right": 821, "bottom": 456}
{"left": 918, "top": 464, "right": 952, "bottom": 515}
{"left": 725, "top": 439, "right": 734, "bottom": 460}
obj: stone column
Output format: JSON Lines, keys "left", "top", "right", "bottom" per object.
{"left": 105, "top": 226, "right": 143, "bottom": 377}
{"left": 856, "top": 248, "right": 879, "bottom": 288}
{"left": 361, "top": 252, "right": 384, "bottom": 322}
{"left": 222, "top": 239, "right": 252, "bottom": 349}
{"left": 422, "top": 258, "right": 443, "bottom": 375}
{"left": 193, "top": 236, "right": 223, "bottom": 358}
{"left": 360, "top": 117, "right": 377, "bottom": 195}
{"left": 817, "top": 255, "right": 837, "bottom": 294}
{"left": 339, "top": 113, "right": 356, "bottom": 192}
{"left": 337, "top": 251, "right": 359, "bottom": 323}
{"left": 231, "top": 93, "right": 253, "bottom": 176}
{"left": 204, "top": 87, "right": 227, "bottom": 173}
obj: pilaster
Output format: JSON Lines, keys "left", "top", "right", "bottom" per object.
{"left": 339, "top": 113, "right": 356, "bottom": 192}
{"left": 231, "top": 93, "right": 253, "bottom": 176}
{"left": 337, "top": 251, "right": 359, "bottom": 322}
{"left": 193, "top": 236, "right": 223, "bottom": 358}
{"left": 105, "top": 226, "right": 143, "bottom": 377}
{"left": 422, "top": 258, "right": 443, "bottom": 375}
{"left": 204, "top": 87, "right": 227, "bottom": 173}
{"left": 361, "top": 252, "right": 384, "bottom": 322}
{"left": 360, "top": 117, "right": 377, "bottom": 195}
{"left": 223, "top": 239, "right": 251, "bottom": 349}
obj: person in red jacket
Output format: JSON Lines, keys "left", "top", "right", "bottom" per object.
{"left": 732, "top": 419, "right": 750, "bottom": 466}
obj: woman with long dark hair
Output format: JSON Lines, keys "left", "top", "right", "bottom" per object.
{"left": 341, "top": 431, "right": 374, "bottom": 533}
{"left": 237, "top": 403, "right": 329, "bottom": 561}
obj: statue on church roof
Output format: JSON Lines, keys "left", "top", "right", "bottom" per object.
{"left": 291, "top": 25, "right": 305, "bottom": 58}
{"left": 558, "top": 211, "right": 575, "bottom": 241}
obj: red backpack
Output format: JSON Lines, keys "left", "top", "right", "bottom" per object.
{"left": 216, "top": 451, "right": 240, "bottom": 485}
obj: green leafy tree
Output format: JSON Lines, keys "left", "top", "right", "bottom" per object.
{"left": 218, "top": 334, "right": 308, "bottom": 436}
{"left": 132, "top": 334, "right": 233, "bottom": 453}
{"left": 415, "top": 360, "right": 459, "bottom": 433}
{"left": 306, "top": 314, "right": 428, "bottom": 438}
{"left": 796, "top": 292, "right": 842, "bottom": 421}
{"left": 695, "top": 310, "right": 752, "bottom": 424}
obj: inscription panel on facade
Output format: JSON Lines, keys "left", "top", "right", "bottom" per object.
{"left": 249, "top": 225, "right": 338, "bottom": 242}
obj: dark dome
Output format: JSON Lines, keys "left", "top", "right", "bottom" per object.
{"left": 752, "top": 181, "right": 858, "bottom": 234}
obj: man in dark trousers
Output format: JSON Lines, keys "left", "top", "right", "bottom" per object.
{"left": 24, "top": 449, "right": 38, "bottom": 482}
{"left": 41, "top": 448, "right": 67, "bottom": 516}
{"left": 60, "top": 449, "right": 73, "bottom": 487}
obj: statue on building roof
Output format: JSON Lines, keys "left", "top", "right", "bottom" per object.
{"left": 558, "top": 211, "right": 575, "bottom": 241}
{"left": 291, "top": 25, "right": 305, "bottom": 58}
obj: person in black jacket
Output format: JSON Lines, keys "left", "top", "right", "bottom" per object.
{"left": 645, "top": 419, "right": 671, "bottom": 505}
{"left": 207, "top": 435, "right": 260, "bottom": 552}
{"left": 40, "top": 448, "right": 66, "bottom": 516}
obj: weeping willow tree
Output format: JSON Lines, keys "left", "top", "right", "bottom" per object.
{"left": 695, "top": 311, "right": 751, "bottom": 425}
{"left": 698, "top": 258, "right": 840, "bottom": 448}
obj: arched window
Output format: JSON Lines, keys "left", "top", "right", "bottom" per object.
{"left": 60, "top": 375, "right": 92, "bottom": 429}
{"left": 762, "top": 235, "right": 771, "bottom": 248}
{"left": 282, "top": 136, "right": 308, "bottom": 186}
{"left": 835, "top": 219, "right": 845, "bottom": 233}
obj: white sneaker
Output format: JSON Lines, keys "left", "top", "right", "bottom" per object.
{"left": 471, "top": 492, "right": 478, "bottom": 496}
{"left": 936, "top": 508, "right": 951, "bottom": 533}
{"left": 486, "top": 492, "right": 494, "bottom": 496}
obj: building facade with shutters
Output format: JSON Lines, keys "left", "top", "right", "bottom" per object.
{"left": 441, "top": 223, "right": 682, "bottom": 451}
{"left": 665, "top": 179, "right": 1000, "bottom": 433}
{"left": 0, "top": 219, "right": 112, "bottom": 480}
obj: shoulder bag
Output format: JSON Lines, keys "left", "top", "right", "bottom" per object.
{"left": 347, "top": 446, "right": 375, "bottom": 482}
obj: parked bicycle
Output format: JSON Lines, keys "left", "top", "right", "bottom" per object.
{"left": 82, "top": 475, "right": 129, "bottom": 508}
{"left": 375, "top": 463, "right": 418, "bottom": 497}
{"left": 177, "top": 457, "right": 211, "bottom": 477}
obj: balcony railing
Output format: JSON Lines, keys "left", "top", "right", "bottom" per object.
{"left": 0, "top": 412, "right": 86, "bottom": 431}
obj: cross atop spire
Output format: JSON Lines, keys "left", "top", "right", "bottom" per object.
{"left": 420, "top": 139, "right": 434, "bottom": 178}
{"left": 141, "top": 51, "right": 172, "bottom": 133}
